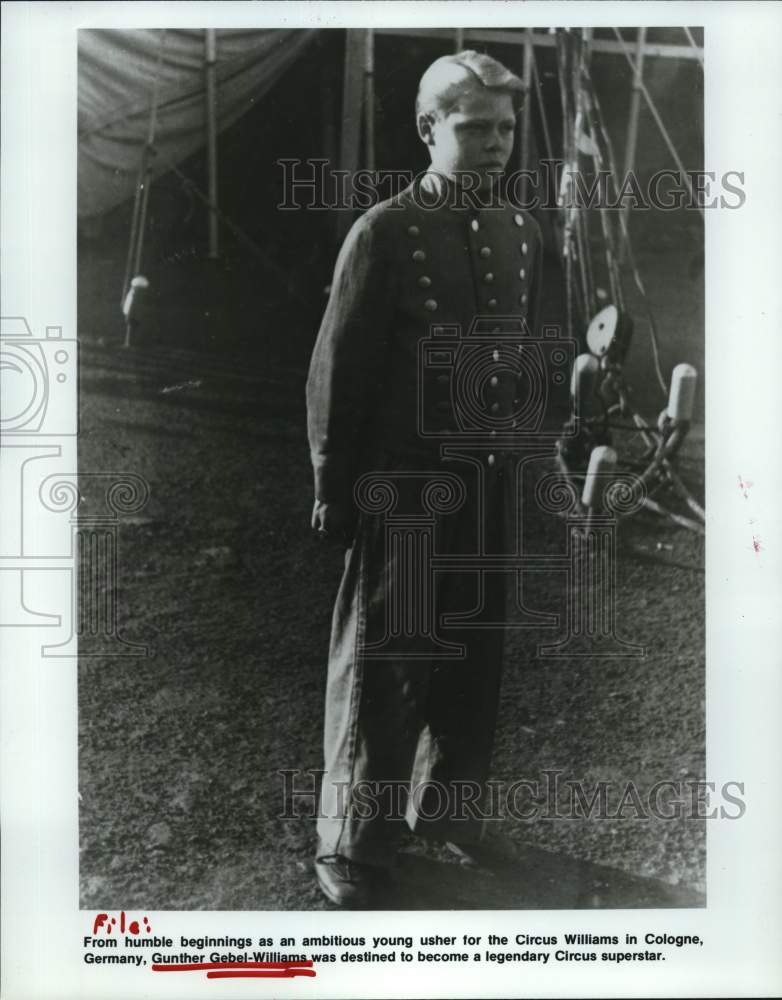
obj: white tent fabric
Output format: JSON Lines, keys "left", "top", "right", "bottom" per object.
{"left": 78, "top": 28, "right": 318, "bottom": 218}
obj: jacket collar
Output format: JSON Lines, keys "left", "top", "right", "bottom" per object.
{"left": 413, "top": 170, "right": 507, "bottom": 213}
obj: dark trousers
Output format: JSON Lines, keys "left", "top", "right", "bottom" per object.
{"left": 317, "top": 451, "right": 513, "bottom": 866}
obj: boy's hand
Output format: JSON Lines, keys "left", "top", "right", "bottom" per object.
{"left": 311, "top": 499, "right": 357, "bottom": 546}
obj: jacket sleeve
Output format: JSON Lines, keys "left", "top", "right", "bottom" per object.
{"left": 306, "top": 214, "right": 394, "bottom": 504}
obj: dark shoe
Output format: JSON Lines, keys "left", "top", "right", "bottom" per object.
{"left": 314, "top": 854, "right": 385, "bottom": 907}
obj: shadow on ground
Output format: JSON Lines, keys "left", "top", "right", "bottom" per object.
{"left": 363, "top": 839, "right": 703, "bottom": 911}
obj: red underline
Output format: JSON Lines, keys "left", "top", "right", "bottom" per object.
{"left": 152, "top": 961, "right": 315, "bottom": 977}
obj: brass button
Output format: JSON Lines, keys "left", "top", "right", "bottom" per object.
{"left": 412, "top": 249, "right": 426, "bottom": 262}
{"left": 487, "top": 298, "right": 498, "bottom": 309}
{"left": 490, "top": 375, "right": 499, "bottom": 387}
{"left": 488, "top": 453, "right": 496, "bottom": 465}
{"left": 470, "top": 219, "right": 480, "bottom": 232}
{"left": 514, "top": 213, "right": 524, "bottom": 226}
{"left": 492, "top": 349, "right": 500, "bottom": 362}
{"left": 483, "top": 272, "right": 494, "bottom": 284}
{"left": 520, "top": 293, "right": 528, "bottom": 306}
{"left": 521, "top": 241, "right": 528, "bottom": 255}
{"left": 519, "top": 267, "right": 526, "bottom": 279}
{"left": 480, "top": 246, "right": 492, "bottom": 258}
{"left": 424, "top": 299, "right": 437, "bottom": 311}
{"left": 407, "top": 225, "right": 420, "bottom": 237}
{"left": 418, "top": 275, "right": 432, "bottom": 288}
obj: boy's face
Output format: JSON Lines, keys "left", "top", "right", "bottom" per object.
{"left": 419, "top": 86, "right": 516, "bottom": 190}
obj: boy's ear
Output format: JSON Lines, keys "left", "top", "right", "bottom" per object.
{"left": 417, "top": 112, "right": 436, "bottom": 146}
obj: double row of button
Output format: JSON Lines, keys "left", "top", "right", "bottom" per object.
{"left": 468, "top": 214, "right": 529, "bottom": 310}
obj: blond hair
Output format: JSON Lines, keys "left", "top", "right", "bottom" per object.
{"left": 416, "top": 50, "right": 525, "bottom": 119}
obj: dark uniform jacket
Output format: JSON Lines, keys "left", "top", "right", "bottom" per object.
{"left": 306, "top": 172, "right": 544, "bottom": 504}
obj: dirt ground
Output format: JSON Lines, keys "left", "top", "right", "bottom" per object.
{"left": 77, "top": 241, "right": 705, "bottom": 911}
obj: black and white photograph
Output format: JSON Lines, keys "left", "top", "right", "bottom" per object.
{"left": 75, "top": 24, "right": 708, "bottom": 911}
{"left": 2, "top": 3, "right": 781, "bottom": 998}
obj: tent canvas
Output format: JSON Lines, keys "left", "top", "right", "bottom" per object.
{"left": 78, "top": 28, "right": 318, "bottom": 219}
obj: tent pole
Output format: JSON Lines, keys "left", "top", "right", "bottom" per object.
{"left": 205, "top": 29, "right": 219, "bottom": 259}
{"left": 337, "top": 30, "right": 365, "bottom": 243}
{"left": 363, "top": 29, "right": 375, "bottom": 174}
{"left": 122, "top": 159, "right": 145, "bottom": 307}
{"left": 123, "top": 29, "right": 167, "bottom": 304}
{"left": 619, "top": 27, "right": 645, "bottom": 262}
{"left": 321, "top": 45, "right": 338, "bottom": 173}
{"left": 519, "top": 30, "right": 533, "bottom": 203}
